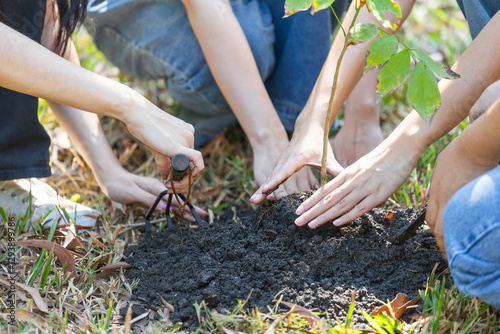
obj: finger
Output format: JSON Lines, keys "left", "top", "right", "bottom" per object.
{"left": 329, "top": 195, "right": 378, "bottom": 227}
{"left": 435, "top": 234, "right": 447, "bottom": 259}
{"left": 166, "top": 179, "right": 190, "bottom": 194}
{"left": 251, "top": 159, "right": 303, "bottom": 204}
{"left": 178, "top": 148, "right": 204, "bottom": 177}
{"left": 134, "top": 188, "right": 169, "bottom": 212}
{"left": 273, "top": 185, "right": 289, "bottom": 200}
{"left": 296, "top": 173, "right": 347, "bottom": 215}
{"left": 152, "top": 152, "right": 172, "bottom": 180}
{"left": 425, "top": 197, "right": 438, "bottom": 232}
{"left": 294, "top": 183, "right": 356, "bottom": 227}
{"left": 283, "top": 177, "right": 300, "bottom": 196}
{"left": 296, "top": 168, "right": 314, "bottom": 191}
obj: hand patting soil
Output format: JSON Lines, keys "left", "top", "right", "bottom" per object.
{"left": 123, "top": 193, "right": 446, "bottom": 327}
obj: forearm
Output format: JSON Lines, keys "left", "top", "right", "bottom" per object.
{"left": 459, "top": 97, "right": 500, "bottom": 167}
{"left": 0, "top": 22, "right": 143, "bottom": 124}
{"left": 299, "top": 0, "right": 415, "bottom": 127}
{"left": 399, "top": 11, "right": 500, "bottom": 155}
{"left": 182, "top": 0, "right": 287, "bottom": 146}
{"left": 49, "top": 100, "right": 122, "bottom": 174}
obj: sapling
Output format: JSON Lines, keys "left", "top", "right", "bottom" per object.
{"left": 284, "top": 0, "right": 459, "bottom": 185}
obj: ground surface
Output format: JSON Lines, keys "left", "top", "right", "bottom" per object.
{"left": 123, "top": 193, "right": 446, "bottom": 328}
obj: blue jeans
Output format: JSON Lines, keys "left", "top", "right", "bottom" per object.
{"left": 442, "top": 166, "right": 500, "bottom": 309}
{"left": 456, "top": 0, "right": 500, "bottom": 38}
{"left": 85, "top": 0, "right": 347, "bottom": 146}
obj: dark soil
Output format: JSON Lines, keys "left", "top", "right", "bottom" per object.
{"left": 123, "top": 193, "right": 446, "bottom": 327}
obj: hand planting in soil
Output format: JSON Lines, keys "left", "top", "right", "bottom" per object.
{"left": 123, "top": 193, "right": 445, "bottom": 328}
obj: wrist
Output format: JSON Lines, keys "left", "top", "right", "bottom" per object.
{"left": 245, "top": 116, "right": 289, "bottom": 149}
{"left": 107, "top": 87, "right": 143, "bottom": 124}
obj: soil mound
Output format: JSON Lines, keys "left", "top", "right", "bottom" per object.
{"left": 123, "top": 193, "right": 445, "bottom": 327}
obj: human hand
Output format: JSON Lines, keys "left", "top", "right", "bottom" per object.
{"left": 426, "top": 136, "right": 495, "bottom": 257}
{"left": 252, "top": 141, "right": 318, "bottom": 200}
{"left": 293, "top": 134, "right": 420, "bottom": 229}
{"left": 250, "top": 121, "right": 343, "bottom": 204}
{"left": 97, "top": 168, "right": 208, "bottom": 221}
{"left": 123, "top": 98, "right": 204, "bottom": 181}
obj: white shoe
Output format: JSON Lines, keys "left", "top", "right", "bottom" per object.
{"left": 0, "top": 178, "right": 100, "bottom": 228}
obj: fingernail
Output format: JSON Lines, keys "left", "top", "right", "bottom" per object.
{"left": 160, "top": 202, "right": 167, "bottom": 211}
{"left": 295, "top": 217, "right": 304, "bottom": 226}
{"left": 332, "top": 218, "right": 342, "bottom": 226}
{"left": 308, "top": 219, "right": 319, "bottom": 229}
{"left": 250, "top": 194, "right": 256, "bottom": 201}
{"left": 295, "top": 206, "right": 304, "bottom": 215}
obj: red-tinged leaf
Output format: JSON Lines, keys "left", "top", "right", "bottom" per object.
{"left": 414, "top": 49, "right": 460, "bottom": 80}
{"left": 312, "top": 0, "right": 336, "bottom": 13}
{"left": 15, "top": 239, "right": 77, "bottom": 278}
{"left": 348, "top": 23, "right": 379, "bottom": 45}
{"left": 284, "top": 0, "right": 311, "bottom": 17}
{"left": 371, "top": 293, "right": 421, "bottom": 319}
{"left": 366, "top": 0, "right": 402, "bottom": 31}
{"left": 408, "top": 61, "right": 441, "bottom": 123}
{"left": 280, "top": 301, "right": 321, "bottom": 326}
{"left": 376, "top": 49, "right": 411, "bottom": 96}
{"left": 365, "top": 35, "right": 398, "bottom": 71}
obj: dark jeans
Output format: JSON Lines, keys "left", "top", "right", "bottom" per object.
{"left": 0, "top": 0, "right": 51, "bottom": 181}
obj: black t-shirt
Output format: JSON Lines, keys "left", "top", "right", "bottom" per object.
{"left": 0, "top": 0, "right": 52, "bottom": 180}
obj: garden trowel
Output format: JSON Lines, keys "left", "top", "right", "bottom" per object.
{"left": 389, "top": 205, "right": 427, "bottom": 245}
{"left": 144, "top": 154, "right": 205, "bottom": 234}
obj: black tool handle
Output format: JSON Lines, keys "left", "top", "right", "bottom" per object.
{"left": 171, "top": 154, "right": 190, "bottom": 181}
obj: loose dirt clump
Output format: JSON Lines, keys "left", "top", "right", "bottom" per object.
{"left": 123, "top": 193, "right": 446, "bottom": 327}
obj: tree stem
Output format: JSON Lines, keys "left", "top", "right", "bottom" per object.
{"left": 320, "top": 5, "right": 363, "bottom": 186}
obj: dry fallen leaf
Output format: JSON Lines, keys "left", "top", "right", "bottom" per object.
{"left": 15, "top": 239, "right": 77, "bottom": 278}
{"left": 279, "top": 301, "right": 320, "bottom": 327}
{"left": 15, "top": 309, "right": 49, "bottom": 331}
{"left": 371, "top": 293, "right": 421, "bottom": 319}
{"left": 125, "top": 305, "right": 133, "bottom": 334}
{"left": 0, "top": 277, "right": 49, "bottom": 313}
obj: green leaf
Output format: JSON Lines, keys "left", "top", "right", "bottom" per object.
{"left": 284, "top": 0, "right": 312, "bottom": 17}
{"left": 348, "top": 23, "right": 379, "bottom": 45}
{"left": 376, "top": 49, "right": 410, "bottom": 96}
{"left": 365, "top": 0, "right": 402, "bottom": 31}
{"left": 413, "top": 49, "right": 460, "bottom": 79}
{"left": 408, "top": 61, "right": 441, "bottom": 123}
{"left": 0, "top": 207, "right": 7, "bottom": 223}
{"left": 46, "top": 218, "right": 58, "bottom": 242}
{"left": 40, "top": 253, "right": 53, "bottom": 288}
{"left": 312, "top": 0, "right": 336, "bottom": 13}
{"left": 365, "top": 35, "right": 398, "bottom": 71}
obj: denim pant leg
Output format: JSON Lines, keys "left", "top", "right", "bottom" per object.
{"left": 455, "top": 0, "right": 500, "bottom": 39}
{"left": 261, "top": 0, "right": 348, "bottom": 131}
{"left": 442, "top": 166, "right": 500, "bottom": 308}
{"left": 85, "top": 0, "right": 275, "bottom": 116}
